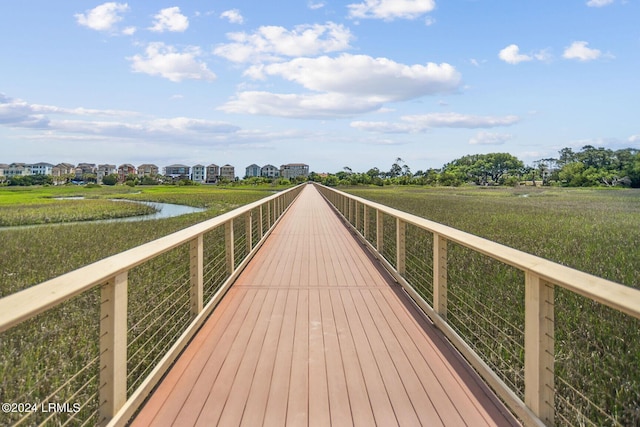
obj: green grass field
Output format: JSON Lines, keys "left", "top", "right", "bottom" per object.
{"left": 344, "top": 185, "right": 640, "bottom": 287}
{"left": 1, "top": 183, "right": 638, "bottom": 425}
{"left": 342, "top": 184, "right": 640, "bottom": 426}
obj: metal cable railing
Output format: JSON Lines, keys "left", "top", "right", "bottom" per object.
{"left": 316, "top": 183, "right": 640, "bottom": 427}
{"left": 0, "top": 184, "right": 304, "bottom": 427}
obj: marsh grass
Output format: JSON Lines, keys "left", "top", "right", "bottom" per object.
{"left": 0, "top": 185, "right": 273, "bottom": 425}
{"left": 345, "top": 185, "right": 640, "bottom": 426}
{"left": 0, "top": 200, "right": 157, "bottom": 226}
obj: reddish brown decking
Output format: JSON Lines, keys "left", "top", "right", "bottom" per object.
{"left": 132, "top": 185, "right": 519, "bottom": 426}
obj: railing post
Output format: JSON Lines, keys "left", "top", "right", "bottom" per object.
{"left": 363, "top": 205, "right": 369, "bottom": 240}
{"left": 246, "top": 211, "right": 253, "bottom": 252}
{"left": 190, "top": 235, "right": 203, "bottom": 316}
{"left": 99, "top": 272, "right": 128, "bottom": 425}
{"left": 355, "top": 200, "right": 360, "bottom": 233}
{"left": 524, "top": 272, "right": 555, "bottom": 426}
{"left": 266, "top": 202, "right": 271, "bottom": 229}
{"left": 433, "top": 234, "right": 448, "bottom": 319}
{"left": 225, "top": 219, "right": 235, "bottom": 274}
{"left": 259, "top": 205, "right": 264, "bottom": 238}
{"left": 272, "top": 199, "right": 276, "bottom": 223}
{"left": 376, "top": 209, "right": 384, "bottom": 254}
{"left": 396, "top": 218, "right": 406, "bottom": 275}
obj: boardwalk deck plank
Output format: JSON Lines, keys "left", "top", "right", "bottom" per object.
{"left": 132, "top": 185, "right": 520, "bottom": 427}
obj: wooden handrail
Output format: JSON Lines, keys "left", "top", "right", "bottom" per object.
{"left": 315, "top": 183, "right": 640, "bottom": 426}
{"left": 0, "top": 186, "right": 301, "bottom": 333}
{"left": 0, "top": 184, "right": 304, "bottom": 426}
{"left": 316, "top": 185, "right": 640, "bottom": 319}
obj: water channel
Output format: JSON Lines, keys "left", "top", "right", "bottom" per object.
{"left": 0, "top": 198, "right": 207, "bottom": 231}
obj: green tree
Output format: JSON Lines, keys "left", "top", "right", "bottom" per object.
{"left": 102, "top": 174, "right": 118, "bottom": 185}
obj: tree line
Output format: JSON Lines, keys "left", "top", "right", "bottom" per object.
{"left": 310, "top": 146, "right": 640, "bottom": 188}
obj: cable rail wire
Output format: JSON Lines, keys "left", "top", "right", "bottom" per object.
{"left": 0, "top": 184, "right": 304, "bottom": 427}
{"left": 316, "top": 183, "right": 640, "bottom": 427}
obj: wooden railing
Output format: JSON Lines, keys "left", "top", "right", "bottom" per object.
{"left": 315, "top": 183, "right": 640, "bottom": 427}
{"left": 0, "top": 184, "right": 304, "bottom": 426}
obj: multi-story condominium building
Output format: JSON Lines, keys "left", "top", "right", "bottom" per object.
{"left": 75, "top": 163, "right": 96, "bottom": 181}
{"left": 118, "top": 164, "right": 137, "bottom": 182}
{"left": 280, "top": 163, "right": 309, "bottom": 179}
{"left": 4, "top": 163, "right": 29, "bottom": 177}
{"left": 30, "top": 162, "right": 54, "bottom": 175}
{"left": 261, "top": 164, "right": 280, "bottom": 178}
{"left": 137, "top": 164, "right": 159, "bottom": 177}
{"left": 245, "top": 164, "right": 261, "bottom": 178}
{"left": 220, "top": 164, "right": 235, "bottom": 181}
{"left": 52, "top": 163, "right": 76, "bottom": 184}
{"left": 206, "top": 164, "right": 219, "bottom": 183}
{"left": 164, "top": 164, "right": 191, "bottom": 180}
{"left": 97, "top": 164, "right": 117, "bottom": 183}
{"left": 191, "top": 164, "right": 205, "bottom": 183}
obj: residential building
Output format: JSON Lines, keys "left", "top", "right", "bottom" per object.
{"left": 280, "top": 163, "right": 309, "bottom": 179}
{"left": 261, "top": 164, "right": 280, "bottom": 178}
{"left": 206, "top": 164, "right": 220, "bottom": 183}
{"left": 4, "top": 163, "right": 29, "bottom": 177}
{"left": 245, "top": 164, "right": 261, "bottom": 178}
{"left": 30, "top": 162, "right": 54, "bottom": 175}
{"left": 220, "top": 164, "right": 235, "bottom": 181}
{"left": 0, "top": 164, "right": 8, "bottom": 178}
{"left": 97, "top": 164, "right": 117, "bottom": 183}
{"left": 192, "top": 164, "right": 205, "bottom": 183}
{"left": 137, "top": 164, "right": 159, "bottom": 177}
{"left": 164, "top": 164, "right": 191, "bottom": 180}
{"left": 118, "top": 164, "right": 137, "bottom": 182}
{"left": 52, "top": 163, "right": 75, "bottom": 184}
{"left": 75, "top": 163, "right": 96, "bottom": 181}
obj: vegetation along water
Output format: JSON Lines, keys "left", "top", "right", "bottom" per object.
{"left": 0, "top": 180, "right": 638, "bottom": 425}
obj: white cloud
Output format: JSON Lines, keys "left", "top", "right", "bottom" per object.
{"left": 214, "top": 22, "right": 353, "bottom": 63}
{"left": 149, "top": 7, "right": 189, "bottom": 33}
{"left": 499, "top": 44, "right": 552, "bottom": 64}
{"left": 219, "top": 91, "right": 382, "bottom": 118}
{"left": 220, "top": 9, "right": 244, "bottom": 24}
{"left": 469, "top": 131, "right": 514, "bottom": 145}
{"left": 222, "top": 55, "right": 461, "bottom": 118}
{"left": 308, "top": 1, "right": 326, "bottom": 10}
{"left": 586, "top": 0, "right": 614, "bottom": 7}
{"left": 629, "top": 135, "right": 640, "bottom": 143}
{"left": 75, "top": 2, "right": 130, "bottom": 33}
{"left": 128, "top": 43, "right": 216, "bottom": 82}
{"left": 348, "top": 0, "right": 436, "bottom": 20}
{"left": 0, "top": 93, "right": 242, "bottom": 142}
{"left": 424, "top": 16, "right": 436, "bottom": 26}
{"left": 351, "top": 112, "right": 520, "bottom": 133}
{"left": 563, "top": 41, "right": 602, "bottom": 61}
{"left": 499, "top": 44, "right": 532, "bottom": 64}
{"left": 122, "top": 26, "right": 137, "bottom": 35}
{"left": 245, "top": 54, "right": 461, "bottom": 101}
{"left": 0, "top": 93, "right": 141, "bottom": 129}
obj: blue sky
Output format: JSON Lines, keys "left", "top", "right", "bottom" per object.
{"left": 1, "top": 0, "right": 638, "bottom": 173}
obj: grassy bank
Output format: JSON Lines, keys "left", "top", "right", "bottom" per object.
{"left": 343, "top": 185, "right": 640, "bottom": 425}
{"left": 0, "top": 185, "right": 284, "bottom": 425}
{"left": 344, "top": 185, "right": 640, "bottom": 287}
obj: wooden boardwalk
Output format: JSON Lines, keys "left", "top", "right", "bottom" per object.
{"left": 132, "top": 185, "right": 519, "bottom": 426}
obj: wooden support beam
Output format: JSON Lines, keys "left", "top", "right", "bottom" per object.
{"left": 363, "top": 205, "right": 369, "bottom": 241}
{"left": 525, "top": 272, "right": 555, "bottom": 426}
{"left": 99, "top": 272, "right": 128, "bottom": 426}
{"left": 225, "top": 220, "right": 235, "bottom": 275}
{"left": 396, "top": 218, "right": 406, "bottom": 275}
{"left": 376, "top": 209, "right": 384, "bottom": 254}
{"left": 433, "top": 234, "right": 448, "bottom": 319}
{"left": 190, "top": 235, "right": 203, "bottom": 316}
